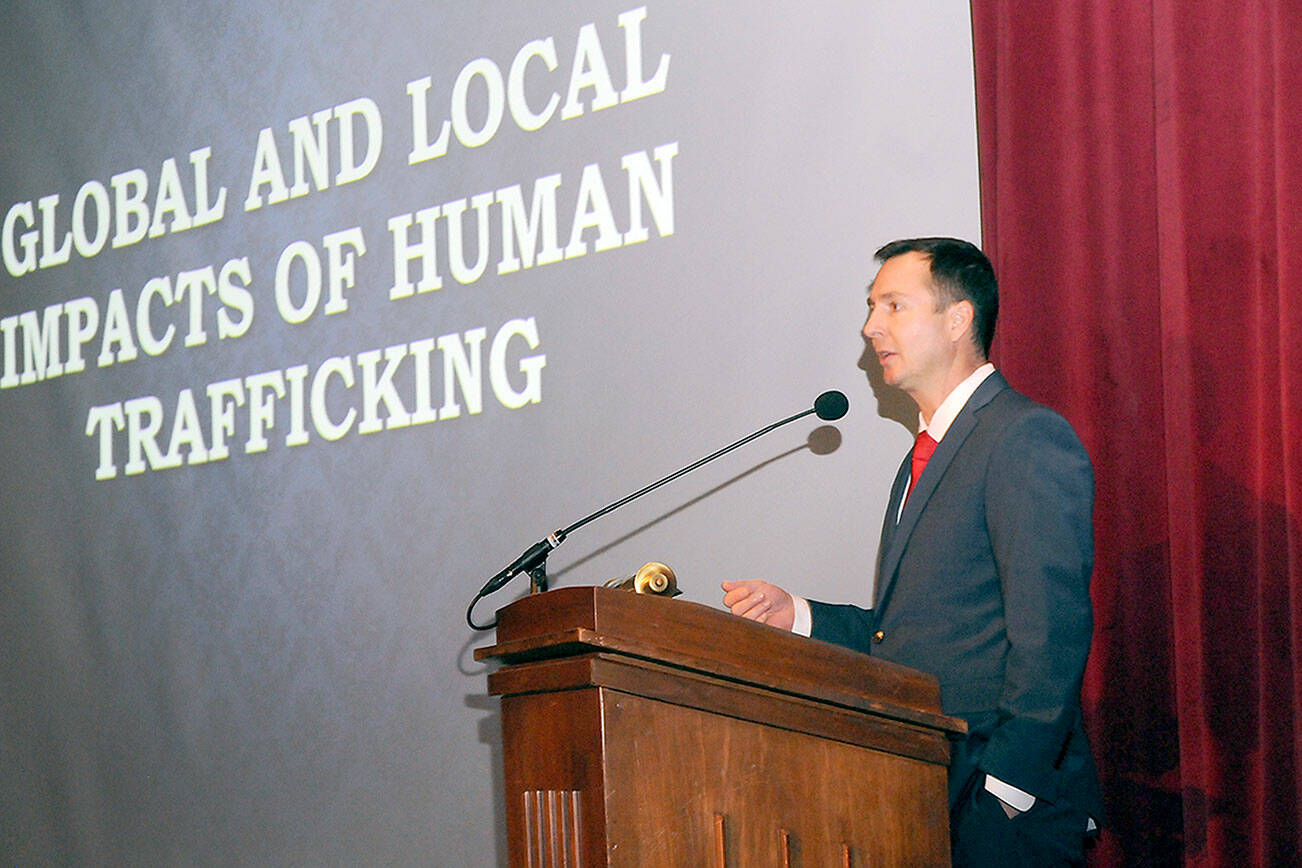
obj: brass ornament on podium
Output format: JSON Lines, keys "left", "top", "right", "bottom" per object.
{"left": 604, "top": 562, "right": 681, "bottom": 597}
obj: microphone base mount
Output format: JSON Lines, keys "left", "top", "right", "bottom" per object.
{"left": 528, "top": 562, "right": 549, "bottom": 594}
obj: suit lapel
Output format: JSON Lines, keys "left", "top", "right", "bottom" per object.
{"left": 874, "top": 454, "right": 911, "bottom": 586}
{"left": 872, "top": 372, "right": 1010, "bottom": 610}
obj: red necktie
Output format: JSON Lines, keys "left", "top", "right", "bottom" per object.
{"left": 908, "top": 430, "right": 938, "bottom": 496}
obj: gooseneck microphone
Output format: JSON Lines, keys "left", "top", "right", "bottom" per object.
{"left": 814, "top": 389, "right": 849, "bottom": 422}
{"left": 466, "top": 390, "right": 849, "bottom": 630}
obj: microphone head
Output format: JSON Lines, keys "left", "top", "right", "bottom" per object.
{"left": 814, "top": 390, "right": 849, "bottom": 421}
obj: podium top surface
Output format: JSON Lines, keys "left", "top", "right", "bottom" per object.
{"left": 475, "top": 586, "right": 965, "bottom": 737}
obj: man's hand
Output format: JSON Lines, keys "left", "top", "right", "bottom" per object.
{"left": 720, "top": 580, "right": 796, "bottom": 631}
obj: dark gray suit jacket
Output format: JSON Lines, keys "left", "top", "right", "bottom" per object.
{"left": 809, "top": 372, "right": 1103, "bottom": 820}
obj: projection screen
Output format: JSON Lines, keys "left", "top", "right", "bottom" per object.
{"left": 0, "top": 1, "right": 980, "bottom": 861}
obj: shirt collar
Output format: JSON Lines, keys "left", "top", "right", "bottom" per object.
{"left": 919, "top": 362, "right": 996, "bottom": 443}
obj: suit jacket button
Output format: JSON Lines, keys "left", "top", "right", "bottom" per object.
{"left": 873, "top": 630, "right": 885, "bottom": 643}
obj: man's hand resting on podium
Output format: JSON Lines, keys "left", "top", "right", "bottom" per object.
{"left": 721, "top": 580, "right": 796, "bottom": 631}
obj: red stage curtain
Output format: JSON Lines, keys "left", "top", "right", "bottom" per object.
{"left": 971, "top": 1, "right": 1302, "bottom": 863}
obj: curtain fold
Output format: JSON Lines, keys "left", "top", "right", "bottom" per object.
{"left": 970, "top": 1, "right": 1302, "bottom": 862}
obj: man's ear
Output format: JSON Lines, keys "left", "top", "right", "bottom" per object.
{"left": 948, "top": 300, "right": 975, "bottom": 342}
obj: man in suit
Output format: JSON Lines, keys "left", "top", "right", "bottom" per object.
{"left": 722, "top": 238, "right": 1101, "bottom": 866}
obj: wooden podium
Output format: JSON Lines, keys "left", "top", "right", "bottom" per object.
{"left": 475, "top": 587, "right": 966, "bottom": 867}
